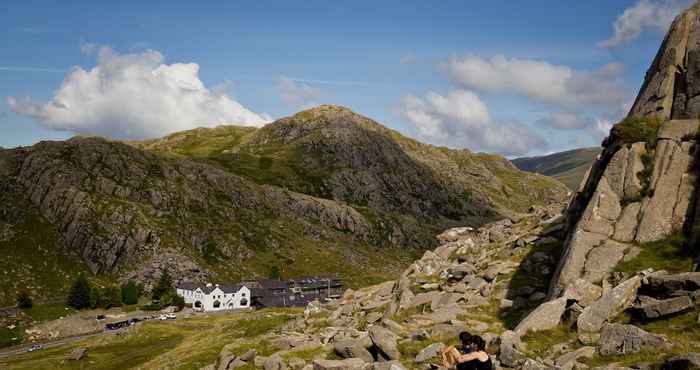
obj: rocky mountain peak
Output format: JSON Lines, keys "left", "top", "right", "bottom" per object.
{"left": 629, "top": 0, "right": 700, "bottom": 119}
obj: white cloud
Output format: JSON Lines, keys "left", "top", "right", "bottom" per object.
{"left": 276, "top": 77, "right": 324, "bottom": 108}
{"left": 7, "top": 46, "right": 270, "bottom": 140}
{"left": 536, "top": 112, "right": 591, "bottom": 130}
{"left": 444, "top": 55, "right": 627, "bottom": 109}
{"left": 401, "top": 89, "right": 546, "bottom": 156}
{"left": 599, "top": 0, "right": 692, "bottom": 48}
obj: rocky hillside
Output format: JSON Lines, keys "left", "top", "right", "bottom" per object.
{"left": 513, "top": 148, "right": 600, "bottom": 190}
{"left": 0, "top": 106, "right": 567, "bottom": 305}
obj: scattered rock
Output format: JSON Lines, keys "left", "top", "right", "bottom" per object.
{"left": 66, "top": 347, "right": 87, "bottom": 361}
{"left": 597, "top": 323, "right": 673, "bottom": 356}
{"left": 334, "top": 339, "right": 374, "bottom": 363}
{"left": 577, "top": 276, "right": 641, "bottom": 336}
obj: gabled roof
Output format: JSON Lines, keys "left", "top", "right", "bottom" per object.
{"left": 177, "top": 283, "right": 249, "bottom": 295}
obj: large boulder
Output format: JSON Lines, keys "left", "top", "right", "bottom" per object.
{"left": 563, "top": 278, "right": 603, "bottom": 307}
{"left": 597, "top": 323, "right": 672, "bottom": 356}
{"left": 334, "top": 339, "right": 374, "bottom": 363}
{"left": 634, "top": 296, "right": 693, "bottom": 320}
{"left": 514, "top": 297, "right": 567, "bottom": 336}
{"left": 577, "top": 276, "right": 641, "bottom": 336}
{"left": 499, "top": 330, "right": 526, "bottom": 368}
{"left": 313, "top": 358, "right": 367, "bottom": 370}
{"left": 643, "top": 272, "right": 700, "bottom": 296}
{"left": 555, "top": 346, "right": 595, "bottom": 370}
{"left": 369, "top": 325, "right": 401, "bottom": 360}
{"left": 415, "top": 342, "right": 445, "bottom": 363}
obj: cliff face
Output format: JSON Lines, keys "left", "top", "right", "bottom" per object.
{"left": 629, "top": 1, "right": 700, "bottom": 120}
{"left": 550, "top": 2, "right": 700, "bottom": 297}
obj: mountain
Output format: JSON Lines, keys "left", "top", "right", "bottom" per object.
{"left": 0, "top": 105, "right": 568, "bottom": 305}
{"left": 512, "top": 147, "right": 600, "bottom": 190}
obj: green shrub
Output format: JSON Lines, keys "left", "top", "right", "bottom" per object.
{"left": 611, "top": 117, "right": 663, "bottom": 146}
{"left": 16, "top": 291, "right": 32, "bottom": 309}
{"left": 121, "top": 280, "right": 141, "bottom": 305}
{"left": 141, "top": 302, "right": 163, "bottom": 311}
{"left": 638, "top": 150, "right": 655, "bottom": 197}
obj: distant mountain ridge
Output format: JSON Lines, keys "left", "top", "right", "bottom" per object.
{"left": 512, "top": 147, "right": 600, "bottom": 189}
{"left": 0, "top": 105, "right": 568, "bottom": 305}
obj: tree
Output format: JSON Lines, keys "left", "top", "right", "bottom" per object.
{"left": 16, "top": 291, "right": 33, "bottom": 309}
{"left": 268, "top": 265, "right": 281, "bottom": 280}
{"left": 160, "top": 291, "right": 185, "bottom": 311}
{"left": 102, "top": 286, "right": 122, "bottom": 308}
{"left": 121, "top": 280, "right": 140, "bottom": 305}
{"left": 89, "top": 287, "right": 102, "bottom": 309}
{"left": 152, "top": 269, "right": 173, "bottom": 300}
{"left": 67, "top": 273, "right": 92, "bottom": 310}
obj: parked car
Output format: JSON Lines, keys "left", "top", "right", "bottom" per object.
{"left": 27, "top": 344, "right": 43, "bottom": 352}
{"left": 165, "top": 313, "right": 176, "bottom": 320}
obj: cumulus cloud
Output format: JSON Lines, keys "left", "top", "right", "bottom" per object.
{"left": 444, "top": 55, "right": 626, "bottom": 109}
{"left": 599, "top": 0, "right": 692, "bottom": 47}
{"left": 401, "top": 89, "right": 547, "bottom": 156}
{"left": 7, "top": 46, "right": 270, "bottom": 140}
{"left": 276, "top": 77, "right": 324, "bottom": 108}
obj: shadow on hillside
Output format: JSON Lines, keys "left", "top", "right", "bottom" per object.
{"left": 497, "top": 231, "right": 565, "bottom": 330}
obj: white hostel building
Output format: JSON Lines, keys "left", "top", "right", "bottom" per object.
{"left": 176, "top": 283, "right": 251, "bottom": 312}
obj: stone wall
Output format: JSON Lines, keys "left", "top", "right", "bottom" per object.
{"left": 549, "top": 120, "right": 699, "bottom": 297}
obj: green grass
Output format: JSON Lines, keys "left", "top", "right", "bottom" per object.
{"left": 614, "top": 233, "right": 693, "bottom": 274}
{"left": 521, "top": 325, "right": 578, "bottom": 358}
{"left": 0, "top": 327, "right": 22, "bottom": 348}
{"left": 0, "top": 213, "right": 89, "bottom": 306}
{"left": 0, "top": 308, "right": 305, "bottom": 370}
{"left": 23, "top": 303, "right": 75, "bottom": 322}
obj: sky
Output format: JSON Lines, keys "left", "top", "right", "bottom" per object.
{"left": 0, "top": 0, "right": 693, "bottom": 157}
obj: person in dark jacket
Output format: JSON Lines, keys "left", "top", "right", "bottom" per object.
{"left": 443, "top": 334, "right": 492, "bottom": 370}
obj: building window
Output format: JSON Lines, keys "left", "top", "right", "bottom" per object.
{"left": 213, "top": 300, "right": 221, "bottom": 308}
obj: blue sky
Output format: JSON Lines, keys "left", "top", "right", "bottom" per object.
{"left": 0, "top": 0, "right": 690, "bottom": 156}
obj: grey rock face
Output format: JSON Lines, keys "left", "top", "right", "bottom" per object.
{"left": 636, "top": 140, "right": 694, "bottom": 242}
{"left": 597, "top": 323, "right": 672, "bottom": 356}
{"left": 628, "top": 1, "right": 699, "bottom": 119}
{"left": 499, "top": 330, "right": 526, "bottom": 367}
{"left": 555, "top": 346, "right": 595, "bottom": 370}
{"left": 582, "top": 240, "right": 629, "bottom": 284}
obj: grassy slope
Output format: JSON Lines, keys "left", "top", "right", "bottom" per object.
{"left": 0, "top": 212, "right": 89, "bottom": 306}
{"left": 0, "top": 308, "right": 303, "bottom": 370}
{"left": 512, "top": 147, "right": 600, "bottom": 190}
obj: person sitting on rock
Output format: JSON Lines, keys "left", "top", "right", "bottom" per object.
{"left": 441, "top": 331, "right": 473, "bottom": 369}
{"left": 442, "top": 334, "right": 492, "bottom": 370}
